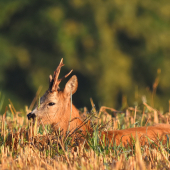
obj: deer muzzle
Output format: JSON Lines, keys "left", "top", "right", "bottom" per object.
{"left": 27, "top": 112, "right": 36, "bottom": 120}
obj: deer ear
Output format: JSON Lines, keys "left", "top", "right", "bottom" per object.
{"left": 64, "top": 75, "right": 78, "bottom": 96}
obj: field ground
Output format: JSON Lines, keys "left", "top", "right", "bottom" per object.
{"left": 1, "top": 98, "right": 170, "bottom": 170}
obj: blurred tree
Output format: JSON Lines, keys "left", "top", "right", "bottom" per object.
{"left": 0, "top": 0, "right": 170, "bottom": 112}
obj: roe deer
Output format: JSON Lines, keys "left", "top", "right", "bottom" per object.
{"left": 27, "top": 58, "right": 170, "bottom": 146}
{"left": 27, "top": 58, "right": 87, "bottom": 136}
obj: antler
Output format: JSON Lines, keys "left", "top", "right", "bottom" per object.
{"left": 49, "top": 58, "right": 73, "bottom": 91}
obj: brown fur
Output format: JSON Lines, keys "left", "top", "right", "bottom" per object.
{"left": 28, "top": 59, "right": 170, "bottom": 146}
{"left": 101, "top": 124, "right": 170, "bottom": 146}
{"left": 31, "top": 89, "right": 87, "bottom": 135}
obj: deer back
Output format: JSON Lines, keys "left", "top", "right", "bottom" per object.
{"left": 101, "top": 124, "right": 170, "bottom": 146}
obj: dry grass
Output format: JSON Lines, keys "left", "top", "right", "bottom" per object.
{"left": 1, "top": 100, "right": 170, "bottom": 170}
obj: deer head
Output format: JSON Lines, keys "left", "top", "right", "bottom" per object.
{"left": 27, "top": 58, "right": 83, "bottom": 134}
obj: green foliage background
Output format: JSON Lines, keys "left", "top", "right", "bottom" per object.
{"left": 0, "top": 0, "right": 170, "bottom": 111}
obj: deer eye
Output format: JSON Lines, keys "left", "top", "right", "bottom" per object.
{"left": 48, "top": 102, "right": 55, "bottom": 106}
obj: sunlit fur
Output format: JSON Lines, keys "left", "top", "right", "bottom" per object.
{"left": 101, "top": 124, "right": 170, "bottom": 146}
{"left": 31, "top": 75, "right": 87, "bottom": 135}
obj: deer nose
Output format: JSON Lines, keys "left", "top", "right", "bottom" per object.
{"left": 27, "top": 112, "right": 36, "bottom": 120}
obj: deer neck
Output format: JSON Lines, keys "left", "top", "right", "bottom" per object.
{"left": 66, "top": 104, "right": 82, "bottom": 127}
{"left": 51, "top": 103, "right": 82, "bottom": 135}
